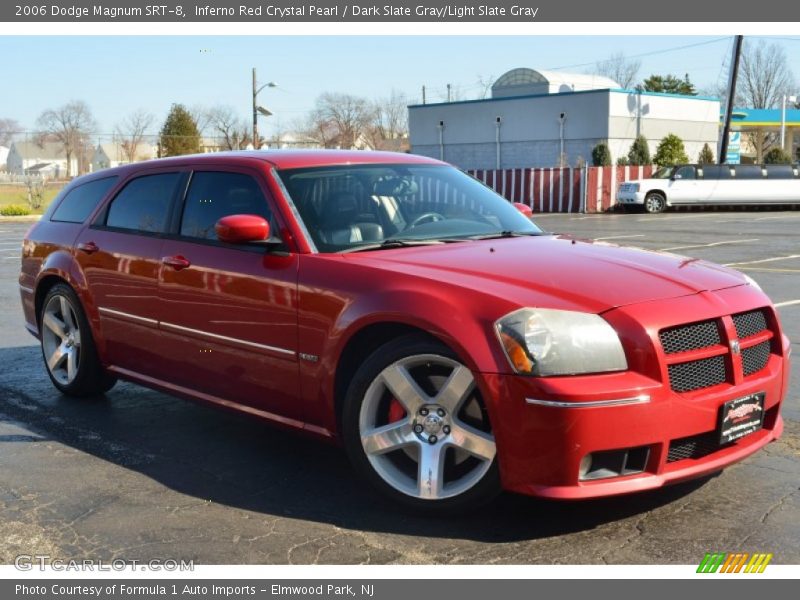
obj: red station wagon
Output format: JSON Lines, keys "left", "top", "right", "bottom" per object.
{"left": 19, "top": 151, "right": 790, "bottom": 511}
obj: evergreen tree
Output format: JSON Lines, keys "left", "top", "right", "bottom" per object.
{"left": 627, "top": 135, "right": 651, "bottom": 165}
{"left": 654, "top": 134, "right": 690, "bottom": 167}
{"left": 641, "top": 73, "right": 696, "bottom": 95}
{"left": 698, "top": 143, "right": 715, "bottom": 164}
{"left": 159, "top": 104, "right": 201, "bottom": 157}
{"left": 764, "top": 147, "right": 792, "bottom": 164}
{"left": 591, "top": 142, "right": 612, "bottom": 166}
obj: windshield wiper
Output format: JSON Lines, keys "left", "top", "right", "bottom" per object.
{"left": 465, "top": 231, "right": 543, "bottom": 241}
{"left": 340, "top": 238, "right": 448, "bottom": 253}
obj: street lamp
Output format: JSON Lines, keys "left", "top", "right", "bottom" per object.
{"left": 252, "top": 67, "right": 277, "bottom": 149}
{"left": 780, "top": 94, "right": 797, "bottom": 150}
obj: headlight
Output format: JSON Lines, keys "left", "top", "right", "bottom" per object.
{"left": 495, "top": 308, "right": 628, "bottom": 376}
{"left": 630, "top": 183, "right": 640, "bottom": 192}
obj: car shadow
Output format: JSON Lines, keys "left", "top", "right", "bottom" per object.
{"left": 0, "top": 345, "right": 715, "bottom": 544}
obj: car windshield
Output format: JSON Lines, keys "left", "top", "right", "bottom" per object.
{"left": 651, "top": 166, "right": 675, "bottom": 179}
{"left": 276, "top": 164, "right": 543, "bottom": 252}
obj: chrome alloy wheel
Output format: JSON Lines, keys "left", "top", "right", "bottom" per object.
{"left": 645, "top": 193, "right": 666, "bottom": 214}
{"left": 359, "top": 354, "right": 496, "bottom": 500}
{"left": 41, "top": 294, "right": 82, "bottom": 385}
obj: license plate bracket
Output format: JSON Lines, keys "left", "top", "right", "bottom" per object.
{"left": 718, "top": 392, "right": 765, "bottom": 445}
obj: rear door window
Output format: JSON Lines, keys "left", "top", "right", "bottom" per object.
{"left": 105, "top": 173, "right": 181, "bottom": 233}
{"left": 700, "top": 165, "right": 732, "bottom": 179}
{"left": 180, "top": 171, "right": 273, "bottom": 240}
{"left": 733, "top": 165, "right": 765, "bottom": 179}
{"left": 51, "top": 177, "right": 118, "bottom": 223}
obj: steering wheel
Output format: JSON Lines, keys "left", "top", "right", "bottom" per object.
{"left": 409, "top": 212, "right": 446, "bottom": 228}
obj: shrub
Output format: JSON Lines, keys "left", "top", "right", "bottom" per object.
{"left": 0, "top": 204, "right": 32, "bottom": 216}
{"left": 616, "top": 156, "right": 629, "bottom": 166}
{"left": 591, "top": 142, "right": 612, "bottom": 166}
{"left": 698, "top": 143, "right": 715, "bottom": 164}
{"left": 653, "top": 134, "right": 689, "bottom": 167}
{"left": 627, "top": 135, "right": 651, "bottom": 165}
{"left": 764, "top": 147, "right": 792, "bottom": 164}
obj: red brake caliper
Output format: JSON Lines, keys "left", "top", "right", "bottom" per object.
{"left": 387, "top": 398, "right": 406, "bottom": 422}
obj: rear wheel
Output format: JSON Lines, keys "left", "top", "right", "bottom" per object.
{"left": 644, "top": 192, "right": 667, "bottom": 214}
{"left": 40, "top": 283, "right": 116, "bottom": 397}
{"left": 342, "top": 335, "right": 500, "bottom": 512}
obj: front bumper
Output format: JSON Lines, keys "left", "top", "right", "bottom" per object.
{"left": 482, "top": 288, "right": 790, "bottom": 500}
{"left": 616, "top": 190, "right": 646, "bottom": 205}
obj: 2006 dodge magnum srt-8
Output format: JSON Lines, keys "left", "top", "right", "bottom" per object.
{"left": 19, "top": 151, "right": 790, "bottom": 511}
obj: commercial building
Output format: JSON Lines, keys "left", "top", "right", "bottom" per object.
{"left": 409, "top": 67, "right": 721, "bottom": 169}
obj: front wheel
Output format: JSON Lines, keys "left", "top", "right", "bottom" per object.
{"left": 644, "top": 192, "right": 667, "bottom": 214}
{"left": 342, "top": 335, "right": 500, "bottom": 513}
{"left": 39, "top": 283, "right": 117, "bottom": 397}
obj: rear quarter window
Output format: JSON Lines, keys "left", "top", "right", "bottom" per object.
{"left": 104, "top": 172, "right": 181, "bottom": 233}
{"left": 765, "top": 165, "right": 794, "bottom": 179}
{"left": 51, "top": 177, "right": 118, "bottom": 223}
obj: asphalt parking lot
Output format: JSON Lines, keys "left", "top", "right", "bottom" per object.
{"left": 0, "top": 212, "right": 798, "bottom": 565}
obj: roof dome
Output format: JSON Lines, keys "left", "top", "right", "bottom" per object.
{"left": 492, "top": 68, "right": 621, "bottom": 98}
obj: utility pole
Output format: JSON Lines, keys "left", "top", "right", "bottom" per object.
{"left": 252, "top": 68, "right": 276, "bottom": 150}
{"left": 422, "top": 85, "right": 426, "bottom": 105}
{"left": 719, "top": 35, "right": 744, "bottom": 164}
{"left": 447, "top": 84, "right": 451, "bottom": 102}
{"left": 252, "top": 67, "right": 258, "bottom": 148}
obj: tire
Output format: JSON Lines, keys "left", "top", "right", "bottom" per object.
{"left": 644, "top": 192, "right": 667, "bottom": 214}
{"left": 39, "top": 283, "right": 117, "bottom": 397}
{"left": 342, "top": 334, "right": 500, "bottom": 513}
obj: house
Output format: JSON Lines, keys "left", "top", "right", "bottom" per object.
{"left": 91, "top": 142, "right": 156, "bottom": 172}
{"left": 201, "top": 137, "right": 226, "bottom": 153}
{"left": 266, "top": 132, "right": 321, "bottom": 149}
{"left": 6, "top": 141, "right": 78, "bottom": 178}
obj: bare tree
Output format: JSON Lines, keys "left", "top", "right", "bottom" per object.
{"left": 738, "top": 39, "right": 796, "bottom": 160}
{"left": 36, "top": 100, "right": 96, "bottom": 177}
{"left": 595, "top": 53, "right": 641, "bottom": 89}
{"left": 0, "top": 117, "right": 22, "bottom": 147}
{"left": 206, "top": 105, "right": 252, "bottom": 150}
{"left": 305, "top": 93, "right": 374, "bottom": 149}
{"left": 366, "top": 90, "right": 409, "bottom": 150}
{"left": 189, "top": 105, "right": 213, "bottom": 136}
{"left": 476, "top": 74, "right": 495, "bottom": 99}
{"left": 115, "top": 109, "right": 155, "bottom": 162}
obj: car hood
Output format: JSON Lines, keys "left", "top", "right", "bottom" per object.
{"left": 351, "top": 235, "right": 748, "bottom": 314}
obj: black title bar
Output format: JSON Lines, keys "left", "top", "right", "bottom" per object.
{"left": 3, "top": 0, "right": 797, "bottom": 22}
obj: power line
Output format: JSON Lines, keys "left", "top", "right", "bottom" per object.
{"left": 546, "top": 36, "right": 733, "bottom": 71}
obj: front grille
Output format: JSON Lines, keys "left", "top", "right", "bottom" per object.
{"left": 732, "top": 310, "right": 768, "bottom": 339}
{"left": 666, "top": 431, "right": 726, "bottom": 462}
{"left": 667, "top": 355, "right": 727, "bottom": 393}
{"left": 659, "top": 320, "right": 721, "bottom": 355}
{"left": 742, "top": 340, "right": 771, "bottom": 377}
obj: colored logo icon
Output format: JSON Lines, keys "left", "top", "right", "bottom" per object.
{"left": 697, "top": 552, "right": 773, "bottom": 573}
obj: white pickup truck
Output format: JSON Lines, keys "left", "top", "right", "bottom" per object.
{"left": 617, "top": 163, "right": 800, "bottom": 213}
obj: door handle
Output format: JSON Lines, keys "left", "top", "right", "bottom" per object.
{"left": 77, "top": 241, "right": 99, "bottom": 254}
{"left": 162, "top": 255, "right": 191, "bottom": 271}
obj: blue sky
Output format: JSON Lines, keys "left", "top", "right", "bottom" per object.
{"left": 2, "top": 35, "right": 798, "bottom": 138}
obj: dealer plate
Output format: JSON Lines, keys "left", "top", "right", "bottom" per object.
{"left": 719, "top": 392, "right": 765, "bottom": 445}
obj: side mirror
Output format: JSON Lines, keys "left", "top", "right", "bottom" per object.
{"left": 513, "top": 202, "right": 533, "bottom": 218}
{"left": 215, "top": 214, "right": 270, "bottom": 244}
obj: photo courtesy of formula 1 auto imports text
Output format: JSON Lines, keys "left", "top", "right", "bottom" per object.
{"left": 0, "top": 0, "right": 798, "bottom": 597}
